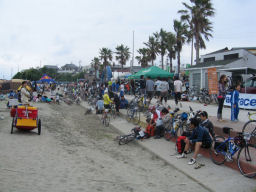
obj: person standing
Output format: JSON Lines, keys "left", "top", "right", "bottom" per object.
{"left": 231, "top": 84, "right": 240, "bottom": 122}
{"left": 139, "top": 75, "right": 146, "bottom": 96}
{"left": 159, "top": 78, "right": 169, "bottom": 106}
{"left": 146, "top": 76, "right": 154, "bottom": 105}
{"left": 154, "top": 77, "right": 162, "bottom": 99}
{"left": 217, "top": 75, "right": 227, "bottom": 121}
{"left": 130, "top": 79, "right": 135, "bottom": 95}
{"left": 173, "top": 76, "right": 183, "bottom": 107}
{"left": 21, "top": 81, "right": 31, "bottom": 105}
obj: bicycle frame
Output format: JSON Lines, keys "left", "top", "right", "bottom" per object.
{"left": 215, "top": 137, "right": 240, "bottom": 158}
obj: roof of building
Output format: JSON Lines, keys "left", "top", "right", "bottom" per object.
{"left": 44, "top": 65, "right": 59, "bottom": 69}
{"left": 204, "top": 47, "right": 256, "bottom": 56}
{"left": 205, "top": 47, "right": 229, "bottom": 55}
{"left": 231, "top": 47, "right": 256, "bottom": 50}
{"left": 189, "top": 58, "right": 241, "bottom": 69}
{"left": 61, "top": 64, "right": 78, "bottom": 70}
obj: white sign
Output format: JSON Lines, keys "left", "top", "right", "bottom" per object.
{"left": 224, "top": 93, "right": 256, "bottom": 109}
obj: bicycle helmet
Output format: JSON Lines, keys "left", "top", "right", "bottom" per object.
{"left": 180, "top": 112, "right": 188, "bottom": 121}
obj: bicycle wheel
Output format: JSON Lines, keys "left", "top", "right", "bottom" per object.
{"left": 242, "top": 120, "right": 256, "bottom": 145}
{"left": 111, "top": 110, "right": 116, "bottom": 119}
{"left": 209, "top": 136, "right": 227, "bottom": 165}
{"left": 198, "top": 96, "right": 204, "bottom": 103}
{"left": 204, "top": 96, "right": 212, "bottom": 105}
{"left": 237, "top": 144, "right": 256, "bottom": 178}
{"left": 133, "top": 110, "right": 140, "bottom": 125}
{"left": 119, "top": 136, "right": 129, "bottom": 145}
{"left": 104, "top": 116, "right": 110, "bottom": 127}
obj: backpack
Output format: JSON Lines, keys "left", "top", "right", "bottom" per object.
{"left": 176, "top": 136, "right": 186, "bottom": 154}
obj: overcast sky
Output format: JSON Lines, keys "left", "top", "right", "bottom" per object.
{"left": 0, "top": 0, "right": 255, "bottom": 79}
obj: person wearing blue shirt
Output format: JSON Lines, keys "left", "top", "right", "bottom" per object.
{"left": 111, "top": 81, "right": 116, "bottom": 92}
{"left": 177, "top": 118, "right": 212, "bottom": 165}
{"left": 120, "top": 96, "right": 128, "bottom": 109}
{"left": 96, "top": 97, "right": 104, "bottom": 114}
{"left": 231, "top": 84, "right": 240, "bottom": 122}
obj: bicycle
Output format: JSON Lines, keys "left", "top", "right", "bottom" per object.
{"left": 117, "top": 127, "right": 142, "bottom": 145}
{"left": 126, "top": 105, "right": 140, "bottom": 125}
{"left": 110, "top": 103, "right": 116, "bottom": 119}
{"left": 198, "top": 88, "right": 211, "bottom": 105}
{"left": 101, "top": 109, "right": 110, "bottom": 127}
{"left": 242, "top": 112, "right": 256, "bottom": 145}
{"left": 210, "top": 127, "right": 256, "bottom": 178}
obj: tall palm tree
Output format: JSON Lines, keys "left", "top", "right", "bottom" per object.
{"left": 178, "top": 0, "right": 215, "bottom": 65}
{"left": 115, "top": 44, "right": 131, "bottom": 72}
{"left": 136, "top": 48, "right": 150, "bottom": 68}
{"left": 154, "top": 29, "right": 168, "bottom": 69}
{"left": 173, "top": 19, "right": 188, "bottom": 74}
{"left": 166, "top": 32, "right": 176, "bottom": 72}
{"left": 99, "top": 48, "right": 112, "bottom": 68}
{"left": 90, "top": 57, "right": 101, "bottom": 78}
{"left": 144, "top": 36, "right": 159, "bottom": 66}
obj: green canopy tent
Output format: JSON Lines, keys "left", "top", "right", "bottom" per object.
{"left": 128, "top": 66, "right": 174, "bottom": 79}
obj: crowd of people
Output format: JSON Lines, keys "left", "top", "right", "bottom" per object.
{"left": 2, "top": 73, "right": 244, "bottom": 168}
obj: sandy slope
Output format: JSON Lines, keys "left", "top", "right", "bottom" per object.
{"left": 0, "top": 101, "right": 208, "bottom": 192}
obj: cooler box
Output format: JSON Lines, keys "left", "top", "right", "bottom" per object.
{"left": 16, "top": 106, "right": 38, "bottom": 128}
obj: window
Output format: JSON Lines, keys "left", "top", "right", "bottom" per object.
{"left": 224, "top": 53, "right": 238, "bottom": 60}
{"left": 203, "top": 57, "right": 215, "bottom": 62}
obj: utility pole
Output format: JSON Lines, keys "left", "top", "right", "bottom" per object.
{"left": 131, "top": 30, "right": 135, "bottom": 74}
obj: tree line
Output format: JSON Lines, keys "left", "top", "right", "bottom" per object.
{"left": 12, "top": 67, "right": 85, "bottom": 82}
{"left": 91, "top": 0, "right": 214, "bottom": 74}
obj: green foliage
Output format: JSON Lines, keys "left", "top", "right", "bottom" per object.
{"left": 115, "top": 44, "right": 130, "bottom": 69}
{"left": 12, "top": 67, "right": 85, "bottom": 82}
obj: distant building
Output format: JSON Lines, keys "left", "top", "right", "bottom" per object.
{"left": 186, "top": 47, "right": 256, "bottom": 92}
{"left": 58, "top": 63, "right": 80, "bottom": 74}
{"left": 43, "top": 65, "right": 59, "bottom": 70}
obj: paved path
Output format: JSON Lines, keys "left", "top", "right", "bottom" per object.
{"left": 125, "top": 95, "right": 249, "bottom": 133}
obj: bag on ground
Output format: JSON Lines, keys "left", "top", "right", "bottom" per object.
{"left": 176, "top": 136, "right": 186, "bottom": 154}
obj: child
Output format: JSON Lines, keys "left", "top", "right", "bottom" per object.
{"left": 231, "top": 84, "right": 240, "bottom": 122}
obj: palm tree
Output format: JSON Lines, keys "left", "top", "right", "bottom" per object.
{"left": 166, "top": 32, "right": 176, "bottom": 72}
{"left": 173, "top": 19, "right": 188, "bottom": 74}
{"left": 115, "top": 44, "right": 131, "bottom": 72}
{"left": 144, "top": 36, "right": 159, "bottom": 66}
{"left": 154, "top": 29, "right": 168, "bottom": 69}
{"left": 136, "top": 48, "right": 150, "bottom": 68}
{"left": 90, "top": 57, "right": 101, "bottom": 78}
{"left": 99, "top": 48, "right": 112, "bottom": 68}
{"left": 178, "top": 0, "right": 215, "bottom": 65}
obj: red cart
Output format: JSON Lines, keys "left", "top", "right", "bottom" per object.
{"left": 10, "top": 105, "right": 41, "bottom": 135}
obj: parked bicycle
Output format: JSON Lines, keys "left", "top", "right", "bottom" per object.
{"left": 242, "top": 112, "right": 256, "bottom": 145}
{"left": 210, "top": 127, "right": 256, "bottom": 178}
{"left": 117, "top": 127, "right": 142, "bottom": 145}
{"left": 126, "top": 105, "right": 140, "bottom": 125}
{"left": 198, "top": 88, "right": 212, "bottom": 104}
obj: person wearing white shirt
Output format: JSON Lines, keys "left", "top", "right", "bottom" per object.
{"left": 174, "top": 76, "right": 183, "bottom": 106}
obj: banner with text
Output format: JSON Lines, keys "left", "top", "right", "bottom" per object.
{"left": 224, "top": 93, "right": 256, "bottom": 109}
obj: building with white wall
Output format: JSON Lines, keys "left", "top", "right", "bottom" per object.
{"left": 187, "top": 47, "right": 256, "bottom": 92}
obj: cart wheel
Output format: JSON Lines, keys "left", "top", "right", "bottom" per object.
{"left": 11, "top": 118, "right": 14, "bottom": 134}
{"left": 38, "top": 119, "right": 41, "bottom": 135}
